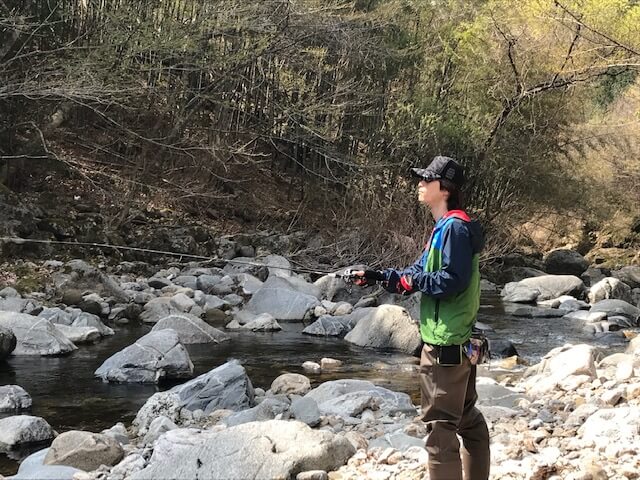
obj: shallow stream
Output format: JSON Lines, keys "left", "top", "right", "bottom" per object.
{"left": 0, "top": 295, "right": 631, "bottom": 476}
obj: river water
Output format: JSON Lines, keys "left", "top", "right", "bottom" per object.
{"left": 0, "top": 295, "right": 632, "bottom": 476}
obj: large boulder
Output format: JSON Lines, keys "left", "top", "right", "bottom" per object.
{"left": 0, "top": 297, "right": 39, "bottom": 314}
{"left": 271, "top": 373, "right": 311, "bottom": 396}
{"left": 55, "top": 259, "right": 129, "bottom": 303}
{"left": 44, "top": 431, "right": 124, "bottom": 471}
{"left": 151, "top": 313, "right": 230, "bottom": 344}
{"left": 501, "top": 275, "right": 585, "bottom": 303}
{"left": 344, "top": 305, "right": 421, "bottom": 355}
{"left": 133, "top": 360, "right": 254, "bottom": 434}
{"left": 9, "top": 448, "right": 82, "bottom": 480}
{"left": 94, "top": 329, "right": 193, "bottom": 383}
{"left": 0, "top": 385, "right": 32, "bottom": 412}
{"left": 54, "top": 325, "right": 102, "bottom": 344}
{"left": 543, "top": 249, "right": 589, "bottom": 276}
{"left": 0, "top": 415, "right": 55, "bottom": 449}
{"left": 245, "top": 276, "right": 320, "bottom": 321}
{"left": 139, "top": 297, "right": 180, "bottom": 324}
{"left": 522, "top": 344, "right": 597, "bottom": 394}
{"left": 0, "top": 312, "right": 76, "bottom": 356}
{"left": 590, "top": 299, "right": 640, "bottom": 325}
{"left": 130, "top": 420, "right": 355, "bottom": 480}
{"left": 578, "top": 407, "right": 640, "bottom": 449}
{"left": 303, "top": 308, "right": 376, "bottom": 337}
{"left": 304, "top": 379, "right": 416, "bottom": 416}
{"left": 0, "top": 324, "right": 17, "bottom": 359}
{"left": 224, "top": 397, "right": 291, "bottom": 427}
{"left": 588, "top": 277, "right": 633, "bottom": 304}
{"left": 611, "top": 266, "right": 640, "bottom": 289}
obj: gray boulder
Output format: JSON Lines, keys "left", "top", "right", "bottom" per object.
{"left": 590, "top": 299, "right": 640, "bottom": 325}
{"left": 588, "top": 277, "right": 633, "bottom": 304}
{"left": 54, "top": 324, "right": 102, "bottom": 344}
{"left": 140, "top": 297, "right": 180, "bottom": 324}
{"left": 9, "top": 448, "right": 82, "bottom": 480}
{"left": 0, "top": 415, "right": 54, "bottom": 449}
{"left": 142, "top": 416, "right": 178, "bottom": 446}
{"left": 502, "top": 275, "right": 585, "bottom": 303}
{"left": 234, "top": 273, "right": 264, "bottom": 295}
{"left": 543, "top": 249, "right": 589, "bottom": 276}
{"left": 130, "top": 420, "right": 355, "bottom": 480}
{"left": 305, "top": 379, "right": 416, "bottom": 416}
{"left": 43, "top": 431, "right": 124, "bottom": 471}
{"left": 0, "top": 385, "right": 32, "bottom": 412}
{"left": 581, "top": 267, "right": 608, "bottom": 287}
{"left": 67, "top": 311, "right": 114, "bottom": 336}
{"left": 151, "top": 313, "right": 230, "bottom": 344}
{"left": 506, "top": 305, "right": 566, "bottom": 318}
{"left": 271, "top": 373, "right": 311, "bottom": 396}
{"left": 133, "top": 360, "right": 254, "bottom": 433}
{"left": 303, "top": 308, "right": 375, "bottom": 337}
{"left": 56, "top": 259, "right": 128, "bottom": 302}
{"left": 369, "top": 432, "right": 425, "bottom": 451}
{"left": 245, "top": 276, "right": 320, "bottom": 321}
{"left": 0, "top": 312, "right": 76, "bottom": 356}
{"left": 94, "top": 329, "right": 193, "bottom": 383}
{"left": 227, "top": 312, "right": 282, "bottom": 331}
{"left": 290, "top": 397, "right": 321, "bottom": 427}
{"left": 0, "top": 297, "right": 39, "bottom": 314}
{"left": 38, "top": 307, "right": 73, "bottom": 326}
{"left": 344, "top": 305, "right": 421, "bottom": 355}
{"left": 224, "top": 397, "right": 290, "bottom": 427}
{"left": 0, "top": 324, "right": 17, "bottom": 359}
{"left": 0, "top": 286, "right": 20, "bottom": 298}
{"left": 612, "top": 266, "right": 640, "bottom": 289}
{"left": 263, "top": 254, "right": 293, "bottom": 278}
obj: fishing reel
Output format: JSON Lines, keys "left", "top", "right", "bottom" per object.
{"left": 338, "top": 269, "right": 385, "bottom": 286}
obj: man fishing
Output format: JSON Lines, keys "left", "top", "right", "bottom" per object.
{"left": 352, "top": 155, "right": 490, "bottom": 480}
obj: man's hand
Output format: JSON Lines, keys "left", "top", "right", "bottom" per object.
{"left": 352, "top": 270, "right": 385, "bottom": 287}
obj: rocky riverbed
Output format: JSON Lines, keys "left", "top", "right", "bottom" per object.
{"left": 1, "top": 247, "right": 639, "bottom": 479}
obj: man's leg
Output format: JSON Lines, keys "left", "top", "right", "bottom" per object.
{"left": 458, "top": 364, "right": 490, "bottom": 480}
{"left": 420, "top": 344, "right": 470, "bottom": 480}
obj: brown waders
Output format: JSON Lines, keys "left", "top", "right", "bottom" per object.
{"left": 420, "top": 343, "right": 490, "bottom": 480}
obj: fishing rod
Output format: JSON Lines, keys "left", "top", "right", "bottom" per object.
{"left": 0, "top": 236, "right": 361, "bottom": 282}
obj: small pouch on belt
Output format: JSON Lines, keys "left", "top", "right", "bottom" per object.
{"left": 463, "top": 335, "right": 490, "bottom": 365}
{"left": 436, "top": 344, "right": 462, "bottom": 366}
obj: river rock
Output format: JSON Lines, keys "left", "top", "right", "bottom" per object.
{"left": 245, "top": 276, "right": 320, "bottom": 320}
{"left": 130, "top": 420, "right": 355, "bottom": 480}
{"left": 0, "top": 312, "right": 76, "bottom": 356}
{"left": 476, "top": 377, "right": 526, "bottom": 408}
{"left": 0, "top": 286, "right": 20, "bottom": 298}
{"left": 151, "top": 313, "right": 230, "bottom": 344}
{"left": 588, "top": 277, "right": 633, "bottom": 304}
{"left": 344, "top": 305, "right": 421, "bottom": 355}
{"left": 305, "top": 379, "right": 416, "bottom": 416}
{"left": 0, "top": 415, "right": 54, "bottom": 449}
{"left": 142, "top": 416, "right": 179, "bottom": 445}
{"left": 69, "top": 311, "right": 114, "bottom": 336}
{"left": 507, "top": 305, "right": 566, "bottom": 318}
{"left": 0, "top": 324, "right": 17, "bottom": 359}
{"left": 224, "top": 397, "right": 290, "bottom": 427}
{"left": 502, "top": 275, "right": 585, "bottom": 303}
{"left": 487, "top": 339, "right": 519, "bottom": 358}
{"left": 148, "top": 277, "right": 173, "bottom": 289}
{"left": 234, "top": 273, "right": 264, "bottom": 295}
{"left": 54, "top": 324, "right": 102, "bottom": 344}
{"left": 10, "top": 448, "right": 82, "bottom": 480}
{"left": 581, "top": 267, "right": 608, "bottom": 287}
{"left": 56, "top": 259, "right": 128, "bottom": 303}
{"left": 611, "top": 266, "right": 640, "bottom": 289}
{"left": 43, "top": 431, "right": 124, "bottom": 471}
{"left": 94, "top": 329, "right": 193, "bottom": 383}
{"left": 0, "top": 297, "right": 39, "bottom": 314}
{"left": 223, "top": 257, "right": 268, "bottom": 280}
{"left": 239, "top": 313, "right": 282, "bottom": 331}
{"left": 133, "top": 360, "right": 254, "bottom": 433}
{"left": 562, "top": 310, "right": 608, "bottom": 323}
{"left": 263, "top": 254, "right": 293, "bottom": 278}
{"left": 38, "top": 307, "right": 73, "bottom": 326}
{"left": 271, "top": 373, "right": 312, "bottom": 395}
{"left": 139, "top": 297, "right": 180, "bottom": 324}
{"left": 290, "top": 397, "right": 321, "bottom": 427}
{"left": 0, "top": 385, "right": 32, "bottom": 412}
{"left": 543, "top": 249, "right": 589, "bottom": 276}
{"left": 522, "top": 344, "right": 596, "bottom": 394}
{"left": 589, "top": 299, "right": 640, "bottom": 324}
{"left": 578, "top": 406, "right": 640, "bottom": 449}
{"left": 303, "top": 308, "right": 374, "bottom": 337}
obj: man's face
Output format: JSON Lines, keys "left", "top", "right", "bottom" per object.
{"left": 417, "top": 178, "right": 445, "bottom": 206}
